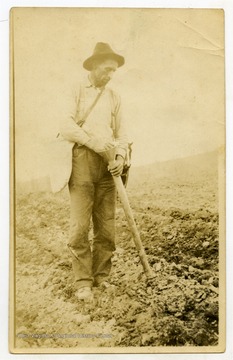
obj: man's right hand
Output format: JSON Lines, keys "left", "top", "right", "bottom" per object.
{"left": 86, "top": 138, "right": 115, "bottom": 153}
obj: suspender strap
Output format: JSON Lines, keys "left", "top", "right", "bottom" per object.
{"left": 77, "top": 87, "right": 105, "bottom": 127}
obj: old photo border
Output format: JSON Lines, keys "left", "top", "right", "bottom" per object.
{"left": 0, "top": 0, "right": 232, "bottom": 358}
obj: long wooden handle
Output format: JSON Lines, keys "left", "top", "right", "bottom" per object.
{"left": 112, "top": 175, "right": 154, "bottom": 278}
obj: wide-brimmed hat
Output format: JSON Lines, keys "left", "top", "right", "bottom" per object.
{"left": 83, "top": 42, "right": 125, "bottom": 71}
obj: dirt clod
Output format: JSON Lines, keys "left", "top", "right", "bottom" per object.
{"left": 15, "top": 170, "right": 219, "bottom": 348}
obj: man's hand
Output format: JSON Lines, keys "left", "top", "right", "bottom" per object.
{"left": 86, "top": 138, "right": 115, "bottom": 153}
{"left": 108, "top": 155, "right": 125, "bottom": 177}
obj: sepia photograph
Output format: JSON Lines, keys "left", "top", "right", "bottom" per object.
{"left": 10, "top": 7, "right": 225, "bottom": 353}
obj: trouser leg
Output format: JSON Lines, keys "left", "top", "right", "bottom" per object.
{"left": 92, "top": 176, "right": 116, "bottom": 285}
{"left": 68, "top": 181, "right": 94, "bottom": 289}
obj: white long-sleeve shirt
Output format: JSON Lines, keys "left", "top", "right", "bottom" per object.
{"left": 59, "top": 77, "right": 128, "bottom": 158}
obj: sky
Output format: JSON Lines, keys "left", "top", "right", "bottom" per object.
{"left": 12, "top": 8, "right": 225, "bottom": 181}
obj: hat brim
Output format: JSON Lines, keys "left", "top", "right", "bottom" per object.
{"left": 83, "top": 53, "right": 125, "bottom": 71}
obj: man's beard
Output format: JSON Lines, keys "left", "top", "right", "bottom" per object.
{"left": 96, "top": 76, "right": 110, "bottom": 87}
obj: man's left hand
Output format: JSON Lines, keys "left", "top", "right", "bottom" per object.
{"left": 108, "top": 156, "right": 124, "bottom": 177}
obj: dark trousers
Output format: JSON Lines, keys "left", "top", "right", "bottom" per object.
{"left": 68, "top": 146, "right": 116, "bottom": 289}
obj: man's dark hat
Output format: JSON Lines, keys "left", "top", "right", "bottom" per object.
{"left": 83, "top": 42, "right": 125, "bottom": 71}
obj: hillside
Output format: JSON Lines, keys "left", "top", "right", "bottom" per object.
{"left": 129, "top": 150, "right": 218, "bottom": 184}
{"left": 16, "top": 150, "right": 219, "bottom": 194}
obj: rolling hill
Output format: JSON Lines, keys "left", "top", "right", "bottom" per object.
{"left": 16, "top": 150, "right": 220, "bottom": 194}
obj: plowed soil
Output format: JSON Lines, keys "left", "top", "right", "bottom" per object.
{"left": 15, "top": 168, "right": 219, "bottom": 349}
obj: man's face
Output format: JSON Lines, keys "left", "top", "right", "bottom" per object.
{"left": 91, "top": 59, "right": 118, "bottom": 87}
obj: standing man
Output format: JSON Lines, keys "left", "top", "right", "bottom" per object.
{"left": 59, "top": 43, "right": 128, "bottom": 301}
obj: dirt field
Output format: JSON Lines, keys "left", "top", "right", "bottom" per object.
{"left": 14, "top": 153, "right": 220, "bottom": 349}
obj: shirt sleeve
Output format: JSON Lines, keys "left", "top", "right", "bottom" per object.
{"left": 111, "top": 90, "right": 128, "bottom": 159}
{"left": 59, "top": 83, "right": 91, "bottom": 145}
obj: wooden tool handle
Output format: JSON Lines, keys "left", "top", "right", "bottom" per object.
{"left": 112, "top": 174, "right": 154, "bottom": 278}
